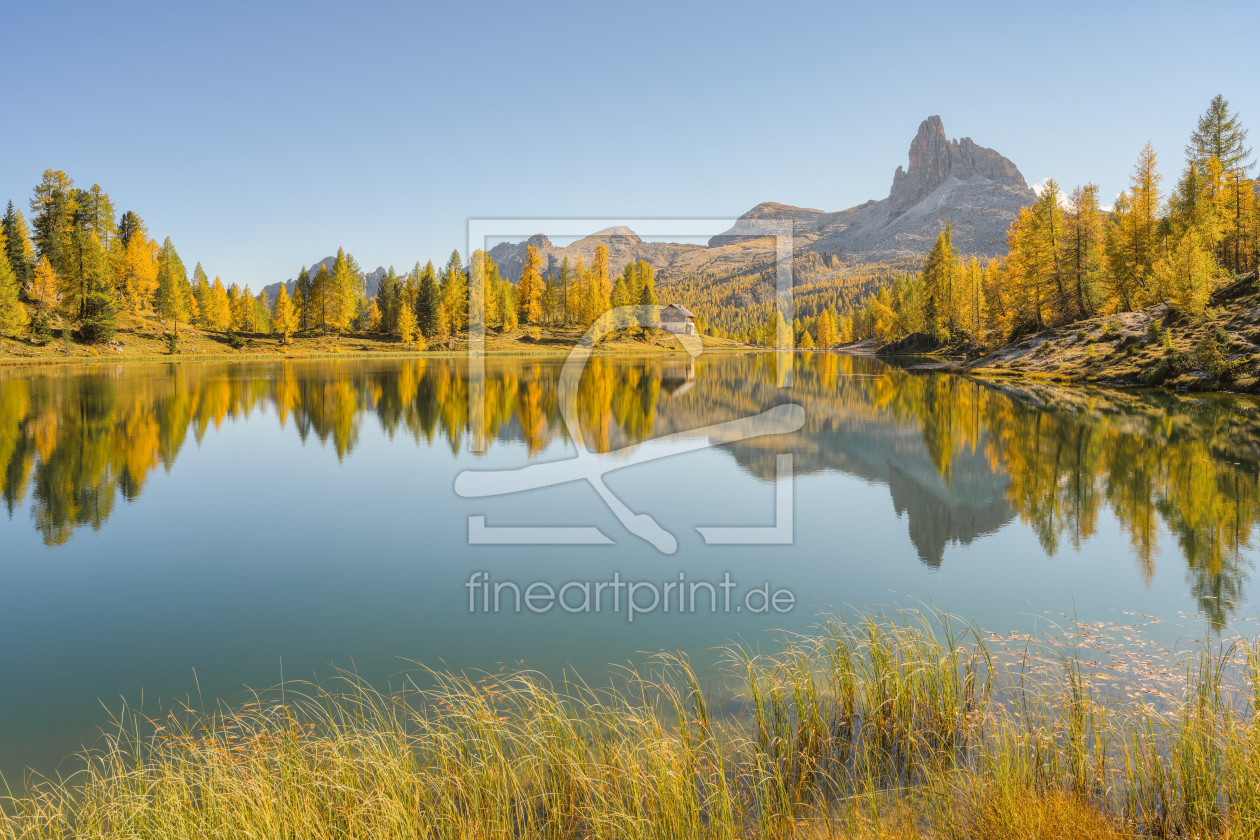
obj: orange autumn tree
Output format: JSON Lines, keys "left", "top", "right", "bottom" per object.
{"left": 516, "top": 245, "right": 543, "bottom": 325}
{"left": 272, "top": 283, "right": 297, "bottom": 344}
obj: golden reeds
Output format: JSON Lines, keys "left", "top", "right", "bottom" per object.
{"left": 2, "top": 610, "right": 1258, "bottom": 839}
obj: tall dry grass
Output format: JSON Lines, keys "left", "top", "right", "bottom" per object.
{"left": 2, "top": 610, "right": 1258, "bottom": 839}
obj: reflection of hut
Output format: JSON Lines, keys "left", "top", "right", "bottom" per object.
{"left": 659, "top": 303, "right": 696, "bottom": 335}
{"left": 661, "top": 360, "right": 696, "bottom": 396}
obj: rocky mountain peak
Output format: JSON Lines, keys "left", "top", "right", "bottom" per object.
{"left": 888, "top": 116, "right": 1027, "bottom": 213}
{"left": 525, "top": 234, "right": 552, "bottom": 249}
{"left": 592, "top": 225, "right": 642, "bottom": 242}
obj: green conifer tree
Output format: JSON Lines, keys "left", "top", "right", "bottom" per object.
{"left": 0, "top": 248, "right": 28, "bottom": 332}
{"left": 311, "top": 265, "right": 332, "bottom": 330}
{"left": 78, "top": 267, "right": 118, "bottom": 342}
{"left": 638, "top": 263, "right": 658, "bottom": 306}
{"left": 557, "top": 257, "right": 572, "bottom": 324}
{"left": 295, "top": 267, "right": 312, "bottom": 330}
{"left": 117, "top": 210, "right": 145, "bottom": 249}
{"left": 442, "top": 250, "right": 466, "bottom": 332}
{"left": 923, "top": 221, "right": 960, "bottom": 339}
{"left": 416, "top": 260, "right": 439, "bottom": 337}
{"left": 155, "top": 238, "right": 189, "bottom": 336}
{"left": 1187, "top": 95, "right": 1252, "bottom": 174}
{"left": 30, "top": 170, "right": 76, "bottom": 283}
{"left": 2, "top": 201, "right": 34, "bottom": 286}
{"left": 329, "top": 248, "right": 361, "bottom": 334}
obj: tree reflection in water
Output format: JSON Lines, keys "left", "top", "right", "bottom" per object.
{"left": 1, "top": 355, "right": 1255, "bottom": 626}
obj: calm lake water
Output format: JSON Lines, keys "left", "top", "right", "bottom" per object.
{"left": 2, "top": 352, "right": 1258, "bottom": 778}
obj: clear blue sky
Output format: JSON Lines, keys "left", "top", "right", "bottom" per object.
{"left": 3, "top": 0, "right": 1257, "bottom": 288}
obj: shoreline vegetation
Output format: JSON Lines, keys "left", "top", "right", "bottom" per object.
{"left": 0, "top": 96, "right": 1255, "bottom": 396}
{"left": 0, "top": 312, "right": 750, "bottom": 366}
{"left": 823, "top": 96, "right": 1259, "bottom": 398}
{"left": 833, "top": 269, "right": 1260, "bottom": 394}
{"left": 3, "top": 609, "right": 1259, "bottom": 839}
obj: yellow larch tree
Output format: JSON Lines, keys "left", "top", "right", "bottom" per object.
{"left": 1152, "top": 228, "right": 1221, "bottom": 319}
{"left": 814, "top": 308, "right": 837, "bottom": 348}
{"left": 1105, "top": 142, "right": 1164, "bottom": 312}
{"left": 206, "top": 278, "right": 231, "bottom": 330}
{"left": 589, "top": 244, "right": 611, "bottom": 323}
{"left": 113, "top": 233, "right": 158, "bottom": 312}
{"left": 516, "top": 245, "right": 543, "bottom": 325}
{"left": 26, "top": 256, "right": 60, "bottom": 317}
{"left": 1061, "top": 184, "right": 1105, "bottom": 319}
{"left": 272, "top": 283, "right": 297, "bottom": 344}
{"left": 328, "top": 248, "right": 361, "bottom": 335}
{"left": 398, "top": 298, "right": 415, "bottom": 345}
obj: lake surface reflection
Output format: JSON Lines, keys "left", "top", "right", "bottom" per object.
{"left": 2, "top": 353, "right": 1258, "bottom": 777}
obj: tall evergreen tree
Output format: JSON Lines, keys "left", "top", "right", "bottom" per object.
{"left": 1153, "top": 227, "right": 1218, "bottom": 319}
{"left": 1104, "top": 143, "right": 1164, "bottom": 311}
{"left": 441, "top": 250, "right": 466, "bottom": 333}
{"left": 30, "top": 170, "right": 76, "bottom": 281}
{"left": 25, "top": 256, "right": 59, "bottom": 342}
{"left": 0, "top": 247, "right": 28, "bottom": 332}
{"left": 540, "top": 274, "right": 557, "bottom": 323}
{"left": 192, "top": 266, "right": 212, "bottom": 325}
{"left": 1, "top": 201, "right": 34, "bottom": 286}
{"left": 1062, "top": 184, "right": 1105, "bottom": 319}
{"left": 311, "top": 265, "right": 332, "bottom": 330}
{"left": 1187, "top": 95, "right": 1252, "bottom": 174}
{"left": 377, "top": 266, "right": 400, "bottom": 335}
{"left": 416, "top": 260, "right": 439, "bottom": 337}
{"left": 637, "top": 261, "right": 658, "bottom": 306}
{"left": 155, "top": 238, "right": 189, "bottom": 336}
{"left": 557, "top": 257, "right": 572, "bottom": 324}
{"left": 610, "top": 276, "right": 631, "bottom": 309}
{"left": 115, "top": 232, "right": 158, "bottom": 312}
{"left": 207, "top": 277, "right": 231, "bottom": 330}
{"left": 272, "top": 283, "right": 297, "bottom": 344}
{"left": 923, "top": 222, "right": 960, "bottom": 338}
{"left": 75, "top": 184, "right": 117, "bottom": 249}
{"left": 398, "top": 298, "right": 415, "bottom": 345}
{"left": 295, "top": 267, "right": 312, "bottom": 331}
{"left": 1168, "top": 161, "right": 1212, "bottom": 237}
{"left": 329, "top": 248, "right": 361, "bottom": 334}
{"left": 78, "top": 258, "right": 118, "bottom": 342}
{"left": 516, "top": 245, "right": 543, "bottom": 325}
{"left": 815, "top": 308, "right": 837, "bottom": 348}
{"left": 116, "top": 210, "right": 145, "bottom": 249}
{"left": 68, "top": 229, "right": 116, "bottom": 335}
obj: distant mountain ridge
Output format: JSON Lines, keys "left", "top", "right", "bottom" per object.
{"left": 261, "top": 259, "right": 387, "bottom": 303}
{"left": 263, "top": 117, "right": 1034, "bottom": 311}
{"left": 709, "top": 116, "right": 1034, "bottom": 260}
{"left": 486, "top": 116, "right": 1034, "bottom": 287}
{"left": 487, "top": 228, "right": 703, "bottom": 283}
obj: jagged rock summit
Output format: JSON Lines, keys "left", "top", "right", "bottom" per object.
{"left": 709, "top": 115, "right": 1035, "bottom": 262}
{"left": 318, "top": 117, "right": 1035, "bottom": 295}
{"left": 887, "top": 116, "right": 1026, "bottom": 213}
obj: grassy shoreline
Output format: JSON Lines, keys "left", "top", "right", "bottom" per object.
{"left": 3, "top": 610, "right": 1256, "bottom": 839}
{"left": 0, "top": 310, "right": 753, "bottom": 367}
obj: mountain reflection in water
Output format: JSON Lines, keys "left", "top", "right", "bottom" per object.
{"left": 1, "top": 353, "right": 1256, "bottom": 626}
